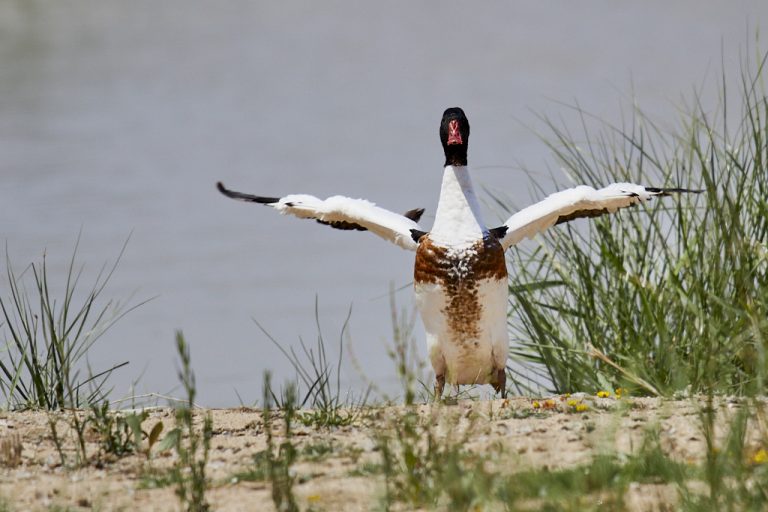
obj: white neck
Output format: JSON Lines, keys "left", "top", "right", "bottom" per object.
{"left": 430, "top": 165, "right": 487, "bottom": 245}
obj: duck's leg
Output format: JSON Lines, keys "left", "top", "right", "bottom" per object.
{"left": 493, "top": 368, "right": 507, "bottom": 398}
{"left": 434, "top": 374, "right": 445, "bottom": 401}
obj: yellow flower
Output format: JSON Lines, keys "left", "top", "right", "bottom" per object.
{"left": 596, "top": 391, "right": 610, "bottom": 398}
{"left": 532, "top": 401, "right": 541, "bottom": 409}
{"left": 753, "top": 449, "right": 768, "bottom": 465}
{"left": 567, "top": 399, "right": 579, "bottom": 407}
{"left": 615, "top": 388, "right": 626, "bottom": 398}
{"left": 575, "top": 404, "right": 589, "bottom": 412}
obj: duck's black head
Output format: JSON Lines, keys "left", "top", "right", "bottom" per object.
{"left": 439, "top": 107, "right": 470, "bottom": 167}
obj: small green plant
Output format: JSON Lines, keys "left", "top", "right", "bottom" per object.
{"left": 232, "top": 449, "right": 270, "bottom": 483}
{"left": 165, "top": 332, "right": 212, "bottom": 512}
{"left": 43, "top": 400, "right": 163, "bottom": 469}
{"left": 46, "top": 412, "right": 67, "bottom": 467}
{"left": 235, "top": 428, "right": 332, "bottom": 485}
{"left": 89, "top": 401, "right": 164, "bottom": 461}
{"left": 262, "top": 372, "right": 299, "bottom": 512}
{"left": 256, "top": 299, "right": 366, "bottom": 428}
{"left": 375, "top": 405, "right": 492, "bottom": 510}
{"left": 45, "top": 408, "right": 89, "bottom": 468}
{"left": 0, "top": 237, "right": 143, "bottom": 410}
{"left": 385, "top": 288, "right": 426, "bottom": 405}
{"left": 89, "top": 402, "right": 141, "bottom": 459}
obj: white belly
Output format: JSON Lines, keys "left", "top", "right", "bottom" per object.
{"left": 415, "top": 277, "right": 509, "bottom": 385}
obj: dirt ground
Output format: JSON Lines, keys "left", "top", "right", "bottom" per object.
{"left": 0, "top": 396, "right": 763, "bottom": 511}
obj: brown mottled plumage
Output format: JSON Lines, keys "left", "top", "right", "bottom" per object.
{"left": 415, "top": 235, "right": 507, "bottom": 344}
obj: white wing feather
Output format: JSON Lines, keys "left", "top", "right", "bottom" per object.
{"left": 497, "top": 183, "right": 670, "bottom": 250}
{"left": 267, "top": 194, "right": 422, "bottom": 251}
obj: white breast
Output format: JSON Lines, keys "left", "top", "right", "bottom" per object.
{"left": 413, "top": 233, "right": 509, "bottom": 386}
{"left": 416, "top": 276, "right": 508, "bottom": 385}
{"left": 413, "top": 164, "right": 510, "bottom": 388}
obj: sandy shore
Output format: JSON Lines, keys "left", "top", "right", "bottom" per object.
{"left": 0, "top": 396, "right": 762, "bottom": 511}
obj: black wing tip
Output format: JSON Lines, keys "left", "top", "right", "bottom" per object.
{"left": 645, "top": 186, "right": 705, "bottom": 196}
{"left": 216, "top": 181, "right": 280, "bottom": 204}
{"left": 216, "top": 181, "right": 231, "bottom": 198}
{"left": 489, "top": 226, "right": 508, "bottom": 239}
{"left": 410, "top": 229, "right": 428, "bottom": 243}
{"left": 404, "top": 208, "right": 426, "bottom": 223}
{"left": 216, "top": 181, "right": 238, "bottom": 198}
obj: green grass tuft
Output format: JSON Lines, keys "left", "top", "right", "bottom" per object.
{"left": 167, "top": 331, "right": 212, "bottom": 512}
{"left": 0, "top": 236, "right": 145, "bottom": 410}
{"left": 255, "top": 298, "right": 368, "bottom": 428}
{"left": 503, "top": 52, "right": 768, "bottom": 397}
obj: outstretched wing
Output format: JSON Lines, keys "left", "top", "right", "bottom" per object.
{"left": 494, "top": 183, "right": 701, "bottom": 250}
{"left": 217, "top": 182, "right": 425, "bottom": 251}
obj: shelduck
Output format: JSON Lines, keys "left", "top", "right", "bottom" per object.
{"left": 217, "top": 107, "right": 699, "bottom": 399}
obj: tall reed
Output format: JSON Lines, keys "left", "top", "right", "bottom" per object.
{"left": 255, "top": 298, "right": 367, "bottom": 427}
{"left": 503, "top": 54, "right": 768, "bottom": 396}
{"left": 0, "top": 237, "right": 141, "bottom": 409}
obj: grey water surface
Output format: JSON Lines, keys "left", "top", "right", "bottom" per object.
{"left": 0, "top": 1, "right": 766, "bottom": 405}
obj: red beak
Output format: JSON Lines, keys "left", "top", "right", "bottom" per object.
{"left": 447, "top": 119, "right": 463, "bottom": 145}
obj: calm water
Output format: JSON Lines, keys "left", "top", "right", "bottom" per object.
{"left": 1, "top": 1, "right": 766, "bottom": 405}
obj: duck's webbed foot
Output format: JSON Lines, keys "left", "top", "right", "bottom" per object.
{"left": 492, "top": 368, "right": 507, "bottom": 398}
{"left": 434, "top": 374, "right": 445, "bottom": 401}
